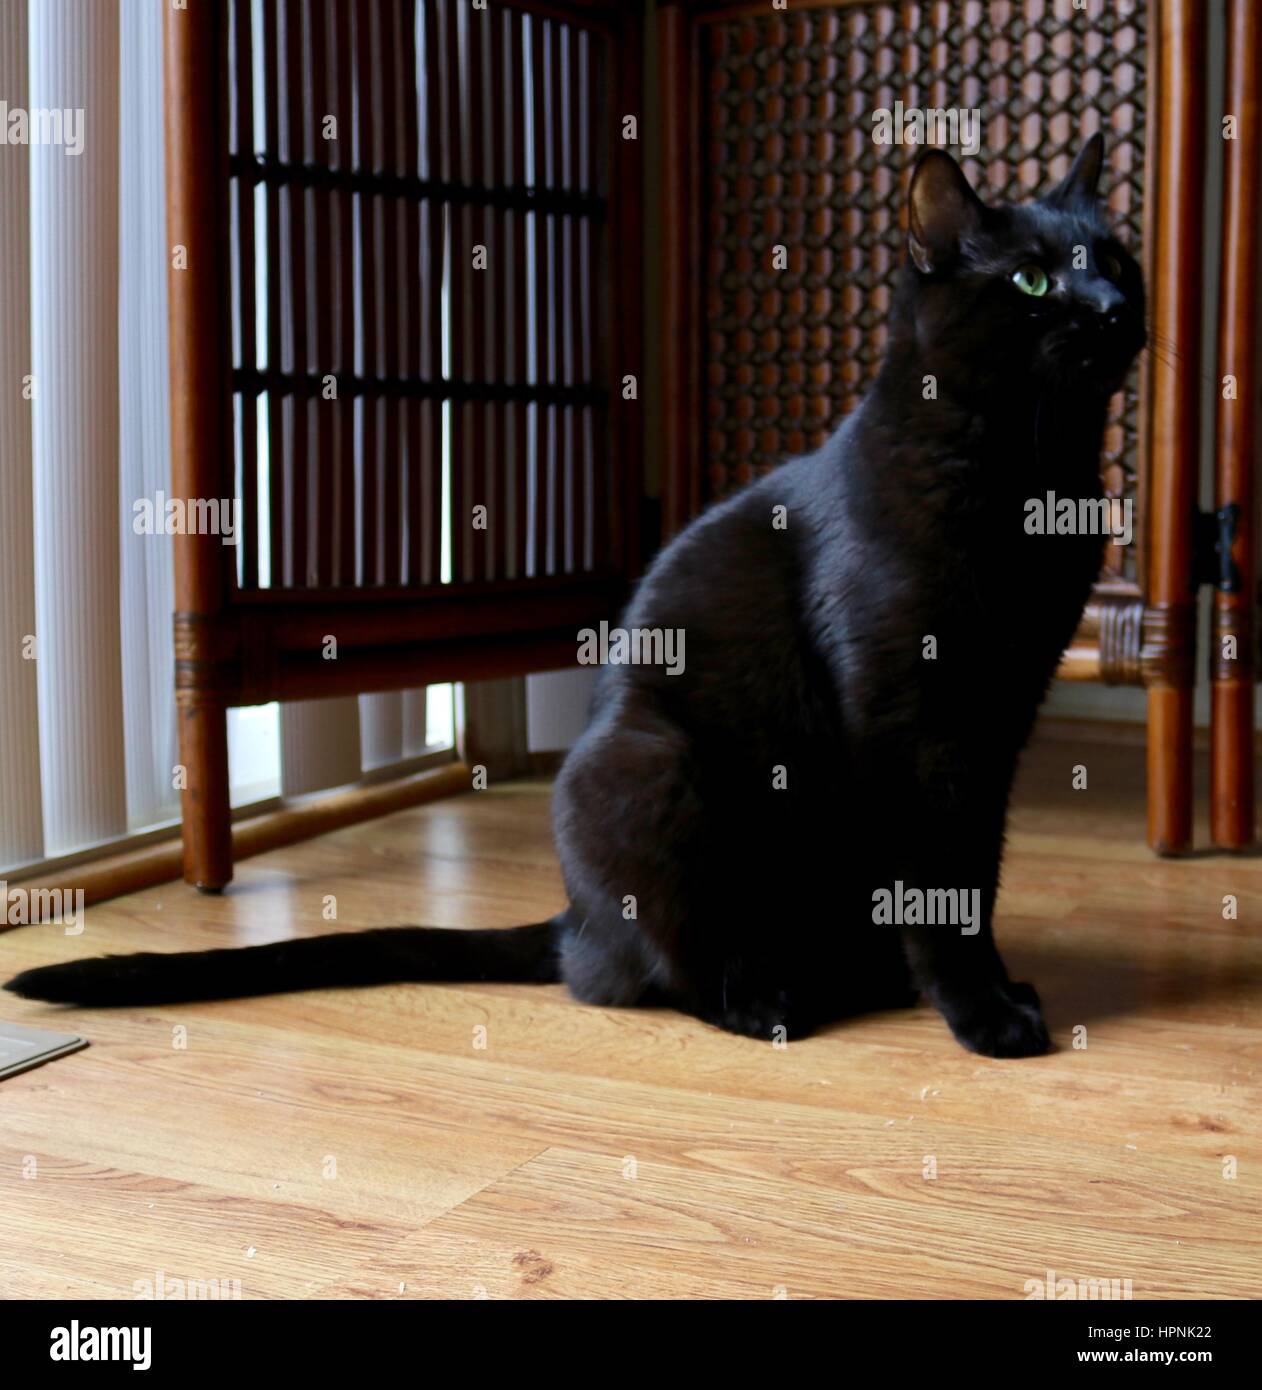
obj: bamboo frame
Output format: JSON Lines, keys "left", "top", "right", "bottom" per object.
{"left": 1144, "top": 0, "right": 1206, "bottom": 855}
{"left": 166, "top": 0, "right": 235, "bottom": 890}
{"left": 1210, "top": 0, "right": 1260, "bottom": 850}
{"left": 656, "top": 0, "right": 1217, "bottom": 856}
{"left": 164, "top": 0, "right": 643, "bottom": 889}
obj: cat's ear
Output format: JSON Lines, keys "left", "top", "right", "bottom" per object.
{"left": 907, "top": 151, "right": 985, "bottom": 273}
{"left": 1047, "top": 132, "right": 1105, "bottom": 206}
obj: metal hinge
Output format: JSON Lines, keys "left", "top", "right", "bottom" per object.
{"left": 1192, "top": 504, "right": 1241, "bottom": 593}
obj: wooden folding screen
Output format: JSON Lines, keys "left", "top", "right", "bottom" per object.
{"left": 658, "top": 0, "right": 1242, "bottom": 855}
{"left": 165, "top": 0, "right": 642, "bottom": 887}
{"left": 1211, "top": 0, "right": 1261, "bottom": 850}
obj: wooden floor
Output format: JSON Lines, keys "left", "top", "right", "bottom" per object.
{"left": 2, "top": 735, "right": 1260, "bottom": 1300}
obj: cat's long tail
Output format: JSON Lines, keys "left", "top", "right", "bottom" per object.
{"left": 3, "top": 917, "right": 565, "bottom": 1006}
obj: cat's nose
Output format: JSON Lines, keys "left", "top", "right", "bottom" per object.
{"left": 1081, "top": 282, "right": 1127, "bottom": 320}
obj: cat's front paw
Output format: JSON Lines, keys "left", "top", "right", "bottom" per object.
{"left": 703, "top": 988, "right": 812, "bottom": 1042}
{"left": 935, "top": 982, "right": 1050, "bottom": 1058}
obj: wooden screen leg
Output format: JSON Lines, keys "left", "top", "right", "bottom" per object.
{"left": 1210, "top": 0, "right": 1260, "bottom": 849}
{"left": 178, "top": 697, "right": 233, "bottom": 891}
{"left": 1148, "top": 680, "right": 1194, "bottom": 856}
{"left": 1211, "top": 677, "right": 1254, "bottom": 848}
{"left": 1145, "top": 0, "right": 1206, "bottom": 856}
{"left": 459, "top": 677, "right": 530, "bottom": 781}
{"left": 166, "top": 3, "right": 234, "bottom": 888}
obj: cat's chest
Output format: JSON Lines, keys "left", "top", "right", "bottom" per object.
{"left": 941, "top": 475, "right": 1106, "bottom": 594}
{"left": 920, "top": 513, "right": 1100, "bottom": 604}
{"left": 897, "top": 521, "right": 1103, "bottom": 703}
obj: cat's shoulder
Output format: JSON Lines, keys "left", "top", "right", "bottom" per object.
{"left": 674, "top": 443, "right": 842, "bottom": 545}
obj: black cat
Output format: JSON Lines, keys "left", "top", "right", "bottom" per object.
{"left": 7, "top": 136, "right": 1145, "bottom": 1057}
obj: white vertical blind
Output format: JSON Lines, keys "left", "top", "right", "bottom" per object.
{"left": 29, "top": 0, "right": 127, "bottom": 855}
{"left": 360, "top": 689, "right": 437, "bottom": 770}
{"left": 0, "top": 3, "right": 458, "bottom": 876}
{"left": 359, "top": 691, "right": 405, "bottom": 771}
{"left": 118, "top": 0, "right": 177, "bottom": 831}
{"left": 0, "top": 0, "right": 43, "bottom": 868}
{"left": 280, "top": 699, "right": 364, "bottom": 797}
{"left": 526, "top": 669, "right": 596, "bottom": 753}
{"left": 401, "top": 689, "right": 430, "bottom": 756}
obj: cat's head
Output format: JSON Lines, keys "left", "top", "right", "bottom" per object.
{"left": 898, "top": 134, "right": 1146, "bottom": 403}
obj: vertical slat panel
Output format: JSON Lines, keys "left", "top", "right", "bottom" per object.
{"left": 283, "top": 0, "right": 310, "bottom": 588}
{"left": 478, "top": 6, "right": 503, "bottom": 581}
{"left": 595, "top": 26, "right": 615, "bottom": 566}
{"left": 530, "top": 14, "right": 549, "bottom": 577}
{"left": 583, "top": 26, "right": 600, "bottom": 570}
{"left": 356, "top": 0, "right": 381, "bottom": 585}
{"left": 488, "top": 7, "right": 507, "bottom": 581}
{"left": 468, "top": 3, "right": 490, "bottom": 580}
{"left": 335, "top": 0, "right": 356, "bottom": 583}
{"left": 310, "top": 0, "right": 336, "bottom": 586}
{"left": 543, "top": 18, "right": 560, "bottom": 575}
{"left": 219, "top": 0, "right": 625, "bottom": 605}
{"left": 400, "top": 0, "right": 423, "bottom": 586}
{"left": 565, "top": 23, "right": 583, "bottom": 574}
{"left": 557, "top": 21, "right": 572, "bottom": 574}
{"left": 231, "top": 0, "right": 259, "bottom": 590}
{"left": 380, "top": 0, "right": 404, "bottom": 584}
{"left": 510, "top": 7, "right": 529, "bottom": 580}
{"left": 262, "top": 0, "right": 285, "bottom": 585}
{"left": 423, "top": 0, "right": 444, "bottom": 584}
{"left": 446, "top": 0, "right": 469, "bottom": 581}
{"left": 472, "top": 1, "right": 497, "bottom": 575}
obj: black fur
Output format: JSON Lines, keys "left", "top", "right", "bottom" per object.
{"left": 6, "top": 139, "right": 1145, "bottom": 1057}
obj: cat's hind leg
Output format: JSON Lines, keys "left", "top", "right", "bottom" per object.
{"left": 551, "top": 711, "right": 701, "bottom": 1012}
{"left": 557, "top": 905, "right": 665, "bottom": 1009}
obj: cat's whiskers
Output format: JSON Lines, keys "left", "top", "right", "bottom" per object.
{"left": 1142, "top": 324, "right": 1221, "bottom": 388}
{"left": 1138, "top": 339, "right": 1218, "bottom": 390}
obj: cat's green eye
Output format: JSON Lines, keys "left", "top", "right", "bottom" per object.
{"left": 1011, "top": 264, "right": 1050, "bottom": 297}
{"left": 1100, "top": 252, "right": 1123, "bottom": 281}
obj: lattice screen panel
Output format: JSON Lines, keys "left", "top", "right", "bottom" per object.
{"left": 225, "top": 0, "right": 609, "bottom": 591}
{"left": 703, "top": 0, "right": 1147, "bottom": 581}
